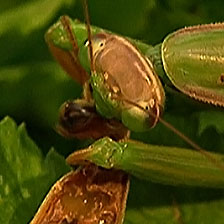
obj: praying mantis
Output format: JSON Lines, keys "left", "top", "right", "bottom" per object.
{"left": 31, "top": 1, "right": 224, "bottom": 223}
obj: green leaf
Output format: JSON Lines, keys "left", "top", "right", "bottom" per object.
{"left": 86, "top": 0, "right": 156, "bottom": 37}
{"left": 0, "top": 117, "right": 70, "bottom": 224}
{"left": 0, "top": 0, "right": 73, "bottom": 36}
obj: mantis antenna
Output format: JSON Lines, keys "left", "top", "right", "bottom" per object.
{"left": 82, "top": 0, "right": 95, "bottom": 72}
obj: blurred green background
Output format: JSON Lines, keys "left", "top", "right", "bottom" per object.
{"left": 1, "top": 0, "right": 224, "bottom": 223}
{"left": 1, "top": 0, "right": 224, "bottom": 156}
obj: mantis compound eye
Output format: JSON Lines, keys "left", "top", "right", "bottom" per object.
{"left": 59, "top": 100, "right": 91, "bottom": 129}
{"left": 91, "top": 33, "right": 108, "bottom": 56}
{"left": 57, "top": 100, "right": 94, "bottom": 139}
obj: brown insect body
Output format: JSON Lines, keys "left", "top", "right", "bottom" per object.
{"left": 92, "top": 33, "right": 165, "bottom": 127}
{"left": 30, "top": 165, "right": 129, "bottom": 224}
{"left": 57, "top": 99, "right": 129, "bottom": 140}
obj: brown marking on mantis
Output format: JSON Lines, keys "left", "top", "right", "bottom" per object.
{"left": 179, "top": 85, "right": 224, "bottom": 107}
{"left": 217, "top": 73, "right": 224, "bottom": 85}
{"left": 45, "top": 15, "right": 89, "bottom": 85}
{"left": 92, "top": 33, "right": 165, "bottom": 127}
{"left": 171, "top": 195, "right": 184, "bottom": 224}
{"left": 83, "top": 0, "right": 94, "bottom": 72}
{"left": 173, "top": 23, "right": 224, "bottom": 37}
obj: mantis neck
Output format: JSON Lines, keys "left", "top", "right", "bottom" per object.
{"left": 145, "top": 43, "right": 172, "bottom": 87}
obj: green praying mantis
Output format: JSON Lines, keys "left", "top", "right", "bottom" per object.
{"left": 31, "top": 1, "right": 224, "bottom": 223}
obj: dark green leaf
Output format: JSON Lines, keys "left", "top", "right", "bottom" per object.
{"left": 0, "top": 117, "right": 70, "bottom": 224}
{"left": 0, "top": 0, "right": 73, "bottom": 35}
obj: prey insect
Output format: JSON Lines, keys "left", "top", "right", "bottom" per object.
{"left": 31, "top": 1, "right": 224, "bottom": 223}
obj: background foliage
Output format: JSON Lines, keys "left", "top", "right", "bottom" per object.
{"left": 1, "top": 0, "right": 224, "bottom": 223}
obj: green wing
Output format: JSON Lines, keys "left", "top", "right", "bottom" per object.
{"left": 162, "top": 23, "right": 224, "bottom": 106}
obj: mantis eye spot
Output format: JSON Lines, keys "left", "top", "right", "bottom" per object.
{"left": 217, "top": 73, "right": 224, "bottom": 85}
{"left": 84, "top": 39, "right": 89, "bottom": 46}
{"left": 145, "top": 105, "right": 149, "bottom": 110}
